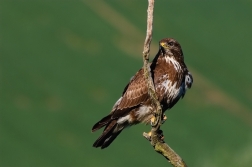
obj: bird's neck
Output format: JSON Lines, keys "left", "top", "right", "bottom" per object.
{"left": 150, "top": 49, "right": 185, "bottom": 69}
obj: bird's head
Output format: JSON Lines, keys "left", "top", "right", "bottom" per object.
{"left": 159, "top": 38, "right": 183, "bottom": 58}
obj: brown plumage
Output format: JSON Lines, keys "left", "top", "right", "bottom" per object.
{"left": 92, "top": 38, "right": 193, "bottom": 149}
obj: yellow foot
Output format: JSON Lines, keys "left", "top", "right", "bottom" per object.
{"left": 150, "top": 116, "right": 156, "bottom": 126}
{"left": 143, "top": 131, "right": 152, "bottom": 141}
{"left": 161, "top": 114, "right": 167, "bottom": 124}
{"left": 148, "top": 131, "right": 152, "bottom": 137}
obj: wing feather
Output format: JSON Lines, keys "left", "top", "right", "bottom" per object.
{"left": 111, "top": 69, "right": 149, "bottom": 118}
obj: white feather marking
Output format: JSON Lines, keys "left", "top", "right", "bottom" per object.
{"left": 117, "top": 115, "right": 131, "bottom": 124}
{"left": 117, "top": 106, "right": 152, "bottom": 125}
{"left": 157, "top": 79, "right": 182, "bottom": 102}
{"left": 162, "top": 74, "right": 168, "bottom": 79}
{"left": 136, "top": 106, "right": 152, "bottom": 120}
{"left": 164, "top": 56, "right": 181, "bottom": 71}
{"left": 185, "top": 72, "right": 193, "bottom": 89}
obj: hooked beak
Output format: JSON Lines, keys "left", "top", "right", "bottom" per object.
{"left": 160, "top": 42, "right": 169, "bottom": 54}
{"left": 160, "top": 42, "right": 169, "bottom": 49}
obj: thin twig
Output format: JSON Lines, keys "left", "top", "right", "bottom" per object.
{"left": 142, "top": 0, "right": 188, "bottom": 167}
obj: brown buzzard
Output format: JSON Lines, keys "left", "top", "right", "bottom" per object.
{"left": 92, "top": 38, "right": 193, "bottom": 149}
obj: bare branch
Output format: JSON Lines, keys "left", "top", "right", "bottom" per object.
{"left": 142, "top": 0, "right": 188, "bottom": 167}
{"left": 142, "top": 0, "right": 162, "bottom": 131}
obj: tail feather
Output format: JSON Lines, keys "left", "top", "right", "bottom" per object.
{"left": 92, "top": 114, "right": 112, "bottom": 132}
{"left": 101, "top": 130, "right": 122, "bottom": 149}
{"left": 93, "top": 119, "right": 123, "bottom": 149}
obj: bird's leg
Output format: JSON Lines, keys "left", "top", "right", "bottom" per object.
{"left": 150, "top": 113, "right": 167, "bottom": 126}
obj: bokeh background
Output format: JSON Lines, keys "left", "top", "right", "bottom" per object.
{"left": 1, "top": 0, "right": 252, "bottom": 166}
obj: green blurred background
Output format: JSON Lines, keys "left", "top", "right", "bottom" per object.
{"left": 1, "top": 0, "right": 252, "bottom": 166}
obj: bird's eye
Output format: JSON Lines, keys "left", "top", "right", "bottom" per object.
{"left": 168, "top": 42, "right": 174, "bottom": 46}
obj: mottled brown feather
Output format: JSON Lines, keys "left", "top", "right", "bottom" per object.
{"left": 111, "top": 69, "right": 149, "bottom": 118}
{"left": 118, "top": 69, "right": 148, "bottom": 109}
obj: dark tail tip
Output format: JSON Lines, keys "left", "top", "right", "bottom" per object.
{"left": 92, "top": 120, "right": 122, "bottom": 149}
{"left": 93, "top": 130, "right": 122, "bottom": 149}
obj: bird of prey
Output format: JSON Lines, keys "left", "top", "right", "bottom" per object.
{"left": 92, "top": 38, "right": 193, "bottom": 149}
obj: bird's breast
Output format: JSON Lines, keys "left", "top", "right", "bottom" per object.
{"left": 157, "top": 80, "right": 182, "bottom": 100}
{"left": 155, "top": 57, "right": 185, "bottom": 105}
